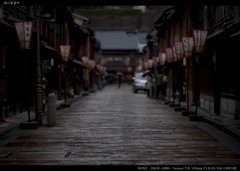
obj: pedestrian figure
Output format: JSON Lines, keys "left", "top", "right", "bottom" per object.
{"left": 116, "top": 72, "right": 123, "bottom": 88}
{"left": 117, "top": 74, "right": 122, "bottom": 88}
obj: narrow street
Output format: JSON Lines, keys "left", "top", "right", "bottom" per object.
{"left": 0, "top": 84, "right": 240, "bottom": 166}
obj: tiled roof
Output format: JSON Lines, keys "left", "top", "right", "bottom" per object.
{"left": 137, "top": 32, "right": 148, "bottom": 44}
{"left": 94, "top": 30, "right": 147, "bottom": 51}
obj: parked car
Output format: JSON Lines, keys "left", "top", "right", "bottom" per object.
{"left": 132, "top": 72, "right": 148, "bottom": 93}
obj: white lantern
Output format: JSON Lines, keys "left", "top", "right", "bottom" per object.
{"left": 82, "top": 56, "right": 89, "bottom": 66}
{"left": 182, "top": 37, "right": 194, "bottom": 57}
{"left": 147, "top": 59, "right": 153, "bottom": 69}
{"left": 192, "top": 30, "right": 208, "bottom": 53}
{"left": 159, "top": 52, "right": 167, "bottom": 66}
{"left": 60, "top": 45, "right": 71, "bottom": 62}
{"left": 172, "top": 46, "right": 178, "bottom": 62}
{"left": 166, "top": 48, "right": 173, "bottom": 63}
{"left": 14, "top": 21, "right": 33, "bottom": 49}
{"left": 175, "top": 41, "right": 184, "bottom": 60}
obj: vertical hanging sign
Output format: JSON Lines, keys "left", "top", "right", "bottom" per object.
{"left": 166, "top": 48, "right": 173, "bottom": 63}
{"left": 60, "top": 45, "right": 71, "bottom": 62}
{"left": 147, "top": 59, "right": 153, "bottom": 69}
{"left": 172, "top": 46, "right": 178, "bottom": 62}
{"left": 193, "top": 30, "right": 208, "bottom": 53}
{"left": 182, "top": 37, "right": 194, "bottom": 57}
{"left": 175, "top": 41, "right": 184, "bottom": 60}
{"left": 14, "top": 21, "right": 33, "bottom": 49}
{"left": 159, "top": 52, "right": 167, "bottom": 66}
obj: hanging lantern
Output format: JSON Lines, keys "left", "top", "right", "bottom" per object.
{"left": 127, "top": 66, "right": 132, "bottom": 72}
{"left": 88, "top": 60, "right": 95, "bottom": 69}
{"left": 87, "top": 59, "right": 93, "bottom": 68}
{"left": 91, "top": 60, "right": 96, "bottom": 69}
{"left": 166, "top": 48, "right": 173, "bottom": 63}
{"left": 60, "top": 45, "right": 71, "bottom": 62}
{"left": 159, "top": 52, "right": 167, "bottom": 66}
{"left": 14, "top": 21, "right": 33, "bottom": 49}
{"left": 82, "top": 56, "right": 89, "bottom": 66}
{"left": 137, "top": 65, "right": 142, "bottom": 72}
{"left": 192, "top": 30, "right": 208, "bottom": 53}
{"left": 182, "top": 37, "right": 194, "bottom": 57}
{"left": 175, "top": 41, "right": 184, "bottom": 60}
{"left": 172, "top": 46, "right": 178, "bottom": 62}
{"left": 147, "top": 59, "right": 153, "bottom": 69}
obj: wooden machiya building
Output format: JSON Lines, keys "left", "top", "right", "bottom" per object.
{"left": 0, "top": 6, "right": 99, "bottom": 121}
{"left": 0, "top": 6, "right": 36, "bottom": 120}
{"left": 205, "top": 6, "right": 240, "bottom": 120}
{"left": 151, "top": 5, "right": 240, "bottom": 120}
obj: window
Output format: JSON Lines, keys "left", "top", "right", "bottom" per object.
{"left": 4, "top": 6, "right": 26, "bottom": 20}
{"left": 213, "top": 6, "right": 233, "bottom": 27}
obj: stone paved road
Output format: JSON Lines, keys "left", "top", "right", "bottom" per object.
{"left": 0, "top": 84, "right": 240, "bottom": 165}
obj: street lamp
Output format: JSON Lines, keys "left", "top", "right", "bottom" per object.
{"left": 82, "top": 56, "right": 90, "bottom": 94}
{"left": 166, "top": 48, "right": 173, "bottom": 104}
{"left": 153, "top": 55, "right": 159, "bottom": 98}
{"left": 171, "top": 45, "right": 178, "bottom": 105}
{"left": 192, "top": 29, "right": 208, "bottom": 120}
{"left": 174, "top": 41, "right": 184, "bottom": 110}
{"left": 60, "top": 45, "right": 71, "bottom": 107}
{"left": 14, "top": 20, "right": 40, "bottom": 128}
{"left": 182, "top": 37, "right": 194, "bottom": 114}
{"left": 153, "top": 37, "right": 159, "bottom": 99}
{"left": 159, "top": 52, "right": 167, "bottom": 100}
{"left": 146, "top": 58, "right": 154, "bottom": 98}
{"left": 14, "top": 21, "right": 33, "bottom": 50}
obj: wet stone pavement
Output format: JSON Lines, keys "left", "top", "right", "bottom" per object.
{"left": 0, "top": 84, "right": 240, "bottom": 165}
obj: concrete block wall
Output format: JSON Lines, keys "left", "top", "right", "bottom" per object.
{"left": 199, "top": 94, "right": 214, "bottom": 114}
{"left": 220, "top": 97, "right": 236, "bottom": 119}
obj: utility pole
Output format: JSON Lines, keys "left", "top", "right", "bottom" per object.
{"left": 154, "top": 37, "right": 158, "bottom": 98}
{"left": 35, "top": 6, "right": 43, "bottom": 125}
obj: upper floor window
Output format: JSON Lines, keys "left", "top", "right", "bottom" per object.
{"left": 213, "top": 6, "right": 233, "bottom": 27}
{"left": 3, "top": 6, "right": 26, "bottom": 21}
